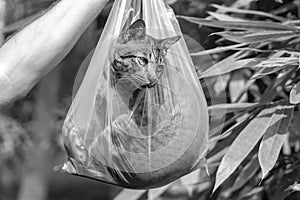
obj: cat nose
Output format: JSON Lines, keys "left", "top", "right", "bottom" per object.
{"left": 148, "top": 74, "right": 157, "bottom": 83}
{"left": 147, "top": 65, "right": 157, "bottom": 84}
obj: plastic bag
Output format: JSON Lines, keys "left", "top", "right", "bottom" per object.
{"left": 62, "top": 0, "right": 209, "bottom": 189}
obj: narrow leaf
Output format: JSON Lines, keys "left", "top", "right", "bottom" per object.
{"left": 180, "top": 169, "right": 201, "bottom": 186}
{"left": 213, "top": 106, "right": 277, "bottom": 192}
{"left": 290, "top": 82, "right": 300, "bottom": 104}
{"left": 208, "top": 103, "right": 263, "bottom": 117}
{"left": 200, "top": 54, "right": 257, "bottom": 78}
{"left": 214, "top": 31, "right": 296, "bottom": 44}
{"left": 207, "top": 11, "right": 246, "bottom": 22}
{"left": 259, "top": 104, "right": 294, "bottom": 179}
{"left": 113, "top": 190, "right": 146, "bottom": 200}
{"left": 230, "top": 72, "right": 247, "bottom": 102}
{"left": 180, "top": 169, "right": 201, "bottom": 196}
{"left": 251, "top": 66, "right": 287, "bottom": 79}
{"left": 191, "top": 43, "right": 247, "bottom": 57}
{"left": 232, "top": 155, "right": 260, "bottom": 192}
{"left": 148, "top": 184, "right": 172, "bottom": 200}
{"left": 178, "top": 16, "right": 296, "bottom": 31}
{"left": 211, "top": 4, "right": 287, "bottom": 22}
{"left": 201, "top": 55, "right": 297, "bottom": 78}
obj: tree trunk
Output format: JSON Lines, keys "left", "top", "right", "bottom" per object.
{"left": 17, "top": 69, "right": 60, "bottom": 200}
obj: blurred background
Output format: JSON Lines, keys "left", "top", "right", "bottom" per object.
{"left": 1, "top": 0, "right": 299, "bottom": 200}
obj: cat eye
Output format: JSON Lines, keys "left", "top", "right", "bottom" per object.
{"left": 136, "top": 57, "right": 148, "bottom": 66}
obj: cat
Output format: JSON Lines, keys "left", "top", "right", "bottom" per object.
{"left": 110, "top": 19, "right": 181, "bottom": 128}
{"left": 64, "top": 19, "right": 183, "bottom": 186}
{"left": 111, "top": 19, "right": 181, "bottom": 90}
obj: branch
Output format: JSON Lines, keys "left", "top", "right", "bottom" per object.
{"left": 0, "top": 0, "right": 109, "bottom": 108}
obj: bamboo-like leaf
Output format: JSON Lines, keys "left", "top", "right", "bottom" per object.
{"left": 261, "top": 68, "right": 296, "bottom": 102}
{"left": 113, "top": 190, "right": 146, "bottom": 200}
{"left": 148, "top": 184, "right": 172, "bottom": 200}
{"left": 255, "top": 57, "right": 298, "bottom": 67}
{"left": 180, "top": 169, "right": 201, "bottom": 186}
{"left": 207, "top": 11, "right": 246, "bottom": 22}
{"left": 230, "top": 0, "right": 256, "bottom": 8}
{"left": 251, "top": 65, "right": 291, "bottom": 79}
{"left": 235, "top": 57, "right": 298, "bottom": 68}
{"left": 201, "top": 54, "right": 297, "bottom": 78}
{"left": 214, "top": 31, "right": 296, "bottom": 44}
{"left": 258, "top": 104, "right": 294, "bottom": 179}
{"left": 180, "top": 169, "right": 201, "bottom": 196}
{"left": 191, "top": 43, "right": 247, "bottom": 57}
{"left": 209, "top": 111, "right": 248, "bottom": 138}
{"left": 208, "top": 103, "right": 263, "bottom": 117}
{"left": 232, "top": 155, "right": 260, "bottom": 192}
{"left": 178, "top": 16, "right": 296, "bottom": 31}
{"left": 200, "top": 55, "right": 257, "bottom": 78}
{"left": 290, "top": 82, "right": 300, "bottom": 104}
{"left": 213, "top": 106, "right": 277, "bottom": 192}
{"left": 211, "top": 4, "right": 287, "bottom": 22}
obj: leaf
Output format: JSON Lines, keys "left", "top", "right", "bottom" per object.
{"left": 208, "top": 113, "right": 256, "bottom": 160}
{"left": 200, "top": 54, "right": 257, "bottom": 78}
{"left": 250, "top": 65, "right": 288, "bottom": 79}
{"left": 178, "top": 16, "right": 296, "bottom": 31}
{"left": 180, "top": 169, "right": 201, "bottom": 186}
{"left": 201, "top": 53, "right": 297, "bottom": 78}
{"left": 180, "top": 169, "right": 201, "bottom": 196}
{"left": 232, "top": 155, "right": 260, "bottom": 192}
{"left": 290, "top": 82, "right": 300, "bottom": 104}
{"left": 259, "top": 104, "right": 294, "bottom": 179}
{"left": 207, "top": 11, "right": 246, "bottom": 22}
{"left": 208, "top": 103, "right": 263, "bottom": 117}
{"left": 255, "top": 57, "right": 298, "bottom": 67}
{"left": 261, "top": 67, "right": 296, "bottom": 102}
{"left": 211, "top": 4, "right": 287, "bottom": 22}
{"left": 288, "top": 183, "right": 300, "bottom": 192}
{"left": 213, "top": 106, "right": 278, "bottom": 192}
{"left": 214, "top": 31, "right": 296, "bottom": 44}
{"left": 230, "top": 0, "right": 258, "bottom": 9}
{"left": 190, "top": 43, "right": 247, "bottom": 57}
{"left": 148, "top": 184, "right": 173, "bottom": 200}
{"left": 230, "top": 72, "right": 247, "bottom": 102}
{"left": 113, "top": 190, "right": 146, "bottom": 200}
{"left": 209, "top": 111, "right": 248, "bottom": 138}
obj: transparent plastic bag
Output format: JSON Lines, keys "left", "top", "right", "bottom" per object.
{"left": 62, "top": 0, "right": 209, "bottom": 189}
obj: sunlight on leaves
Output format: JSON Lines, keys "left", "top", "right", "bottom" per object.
{"left": 213, "top": 105, "right": 277, "bottom": 192}
{"left": 290, "top": 82, "right": 300, "bottom": 104}
{"left": 258, "top": 104, "right": 294, "bottom": 179}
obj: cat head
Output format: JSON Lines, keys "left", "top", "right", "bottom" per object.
{"left": 111, "top": 19, "right": 181, "bottom": 88}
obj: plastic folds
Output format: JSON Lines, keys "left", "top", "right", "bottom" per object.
{"left": 62, "top": 0, "right": 209, "bottom": 189}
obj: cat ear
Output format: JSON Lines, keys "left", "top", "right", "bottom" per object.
{"left": 161, "top": 36, "right": 181, "bottom": 49}
{"left": 126, "top": 19, "right": 146, "bottom": 40}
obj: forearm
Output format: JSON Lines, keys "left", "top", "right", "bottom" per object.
{"left": 0, "top": 0, "right": 109, "bottom": 106}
